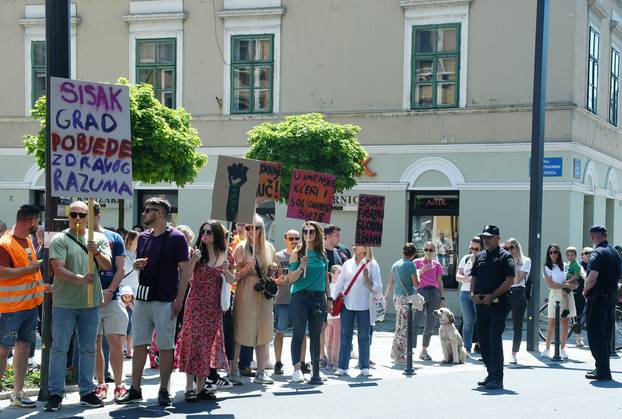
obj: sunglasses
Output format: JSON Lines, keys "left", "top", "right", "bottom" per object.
{"left": 69, "top": 212, "right": 87, "bottom": 219}
{"left": 549, "top": 250, "right": 559, "bottom": 255}
{"left": 245, "top": 225, "right": 262, "bottom": 231}
{"left": 423, "top": 248, "right": 434, "bottom": 252}
{"left": 202, "top": 230, "right": 213, "bottom": 236}
{"left": 469, "top": 247, "right": 480, "bottom": 251}
{"left": 302, "top": 229, "right": 316, "bottom": 235}
{"left": 143, "top": 208, "right": 159, "bottom": 214}
{"left": 287, "top": 237, "right": 300, "bottom": 242}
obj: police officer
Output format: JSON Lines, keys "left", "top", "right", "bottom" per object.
{"left": 583, "top": 225, "right": 621, "bottom": 381}
{"left": 470, "top": 225, "right": 514, "bottom": 390}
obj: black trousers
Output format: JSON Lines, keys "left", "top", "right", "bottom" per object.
{"left": 507, "top": 288, "right": 527, "bottom": 353}
{"left": 476, "top": 302, "right": 507, "bottom": 382}
{"left": 586, "top": 293, "right": 616, "bottom": 377}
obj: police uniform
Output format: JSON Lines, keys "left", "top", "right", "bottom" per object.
{"left": 471, "top": 226, "right": 514, "bottom": 388}
{"left": 585, "top": 226, "right": 621, "bottom": 380}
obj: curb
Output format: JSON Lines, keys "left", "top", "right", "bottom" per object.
{"left": 0, "top": 385, "right": 78, "bottom": 401}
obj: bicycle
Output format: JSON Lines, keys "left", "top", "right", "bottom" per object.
{"left": 538, "top": 298, "right": 622, "bottom": 350}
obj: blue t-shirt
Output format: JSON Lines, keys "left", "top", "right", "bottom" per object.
{"left": 392, "top": 258, "right": 417, "bottom": 296}
{"left": 289, "top": 250, "right": 328, "bottom": 294}
{"left": 98, "top": 229, "right": 125, "bottom": 300}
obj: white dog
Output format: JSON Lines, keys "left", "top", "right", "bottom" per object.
{"left": 433, "top": 307, "right": 466, "bottom": 365}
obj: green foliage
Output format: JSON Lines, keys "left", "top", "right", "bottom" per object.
{"left": 245, "top": 113, "right": 367, "bottom": 202}
{"left": 0, "top": 367, "right": 40, "bottom": 391}
{"left": 23, "top": 78, "right": 207, "bottom": 187}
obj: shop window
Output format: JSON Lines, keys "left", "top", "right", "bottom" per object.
{"left": 409, "top": 191, "right": 459, "bottom": 289}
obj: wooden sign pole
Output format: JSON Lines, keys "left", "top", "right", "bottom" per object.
{"left": 87, "top": 198, "right": 95, "bottom": 307}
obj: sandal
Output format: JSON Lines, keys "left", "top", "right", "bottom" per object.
{"left": 184, "top": 389, "right": 198, "bottom": 402}
{"left": 197, "top": 389, "right": 216, "bottom": 400}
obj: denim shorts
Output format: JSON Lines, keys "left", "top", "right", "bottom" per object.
{"left": 274, "top": 304, "right": 290, "bottom": 333}
{"left": 0, "top": 307, "right": 39, "bottom": 347}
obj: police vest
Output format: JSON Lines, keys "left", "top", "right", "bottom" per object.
{"left": 0, "top": 233, "right": 44, "bottom": 313}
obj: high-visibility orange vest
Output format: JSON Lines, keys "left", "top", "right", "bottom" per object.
{"left": 0, "top": 233, "right": 44, "bottom": 313}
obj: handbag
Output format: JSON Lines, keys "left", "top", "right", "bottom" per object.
{"left": 374, "top": 293, "right": 386, "bottom": 322}
{"left": 221, "top": 274, "right": 232, "bottom": 311}
{"left": 393, "top": 265, "right": 425, "bottom": 311}
{"left": 331, "top": 261, "right": 367, "bottom": 316}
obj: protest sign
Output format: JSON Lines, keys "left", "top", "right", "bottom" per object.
{"left": 355, "top": 194, "right": 385, "bottom": 247}
{"left": 211, "top": 156, "right": 261, "bottom": 224}
{"left": 49, "top": 77, "right": 132, "bottom": 199}
{"left": 256, "top": 161, "right": 282, "bottom": 203}
{"left": 287, "top": 169, "right": 336, "bottom": 223}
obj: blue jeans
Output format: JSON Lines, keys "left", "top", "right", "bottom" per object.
{"left": 239, "top": 345, "right": 254, "bottom": 369}
{"left": 49, "top": 307, "right": 99, "bottom": 396}
{"left": 459, "top": 291, "right": 476, "bottom": 352}
{"left": 338, "top": 308, "right": 371, "bottom": 370}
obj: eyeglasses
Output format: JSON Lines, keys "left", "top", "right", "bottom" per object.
{"left": 469, "top": 247, "right": 480, "bottom": 251}
{"left": 69, "top": 212, "right": 87, "bottom": 219}
{"left": 287, "top": 237, "right": 300, "bottom": 242}
{"left": 143, "top": 208, "right": 159, "bottom": 214}
{"left": 302, "top": 229, "right": 316, "bottom": 235}
{"left": 549, "top": 250, "right": 559, "bottom": 255}
{"left": 423, "top": 248, "right": 434, "bottom": 252}
{"left": 245, "top": 225, "right": 262, "bottom": 231}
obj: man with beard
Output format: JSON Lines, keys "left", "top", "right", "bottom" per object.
{"left": 0, "top": 205, "right": 46, "bottom": 408}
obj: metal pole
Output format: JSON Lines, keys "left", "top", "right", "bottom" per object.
{"left": 526, "top": 0, "right": 550, "bottom": 352}
{"left": 404, "top": 302, "right": 415, "bottom": 376}
{"left": 308, "top": 301, "right": 323, "bottom": 385}
{"left": 552, "top": 301, "right": 562, "bottom": 361}
{"left": 39, "top": 0, "right": 70, "bottom": 402}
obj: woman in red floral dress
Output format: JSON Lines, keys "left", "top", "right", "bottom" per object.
{"left": 178, "top": 221, "right": 235, "bottom": 401}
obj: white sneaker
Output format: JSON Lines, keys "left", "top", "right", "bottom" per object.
{"left": 291, "top": 369, "right": 305, "bottom": 383}
{"left": 576, "top": 336, "right": 584, "bottom": 347}
{"left": 335, "top": 368, "right": 347, "bottom": 376}
{"left": 265, "top": 360, "right": 274, "bottom": 370}
{"left": 540, "top": 348, "right": 550, "bottom": 358}
{"left": 360, "top": 368, "right": 371, "bottom": 377}
{"left": 250, "top": 360, "right": 258, "bottom": 369}
{"left": 510, "top": 353, "right": 517, "bottom": 364}
{"left": 254, "top": 371, "right": 274, "bottom": 384}
{"left": 560, "top": 349, "right": 569, "bottom": 360}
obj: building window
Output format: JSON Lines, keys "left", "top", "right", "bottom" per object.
{"left": 31, "top": 41, "right": 46, "bottom": 106}
{"left": 587, "top": 27, "right": 600, "bottom": 114}
{"left": 230, "top": 35, "right": 274, "bottom": 114}
{"left": 411, "top": 24, "right": 460, "bottom": 109}
{"left": 136, "top": 39, "right": 176, "bottom": 108}
{"left": 408, "top": 191, "right": 460, "bottom": 289}
{"left": 609, "top": 47, "right": 620, "bottom": 126}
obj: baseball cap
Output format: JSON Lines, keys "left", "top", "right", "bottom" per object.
{"left": 480, "top": 225, "right": 500, "bottom": 237}
{"left": 589, "top": 224, "right": 607, "bottom": 234}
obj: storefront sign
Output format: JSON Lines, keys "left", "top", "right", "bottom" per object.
{"left": 355, "top": 194, "right": 385, "bottom": 247}
{"left": 414, "top": 195, "right": 459, "bottom": 211}
{"left": 332, "top": 194, "right": 359, "bottom": 211}
{"left": 211, "top": 156, "right": 260, "bottom": 224}
{"left": 287, "top": 168, "right": 336, "bottom": 223}
{"left": 49, "top": 77, "right": 133, "bottom": 199}
{"left": 256, "top": 161, "right": 282, "bottom": 203}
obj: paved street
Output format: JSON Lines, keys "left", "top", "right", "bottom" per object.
{"left": 1, "top": 321, "right": 621, "bottom": 419}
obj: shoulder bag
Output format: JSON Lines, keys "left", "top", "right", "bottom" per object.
{"left": 393, "top": 264, "right": 425, "bottom": 311}
{"left": 63, "top": 230, "right": 100, "bottom": 272}
{"left": 331, "top": 261, "right": 367, "bottom": 316}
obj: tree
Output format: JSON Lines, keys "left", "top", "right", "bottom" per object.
{"left": 245, "top": 113, "right": 367, "bottom": 202}
{"left": 24, "top": 78, "right": 207, "bottom": 227}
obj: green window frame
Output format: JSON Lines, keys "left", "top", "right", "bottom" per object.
{"left": 587, "top": 27, "right": 600, "bottom": 114}
{"left": 230, "top": 34, "right": 274, "bottom": 114}
{"left": 411, "top": 23, "right": 460, "bottom": 109}
{"left": 136, "top": 38, "right": 176, "bottom": 108}
{"left": 32, "top": 41, "right": 46, "bottom": 107}
{"left": 609, "top": 47, "right": 619, "bottom": 126}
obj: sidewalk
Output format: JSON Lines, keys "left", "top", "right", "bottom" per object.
{"left": 0, "top": 320, "right": 619, "bottom": 418}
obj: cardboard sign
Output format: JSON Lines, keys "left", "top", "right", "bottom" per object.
{"left": 256, "top": 161, "right": 282, "bottom": 203}
{"left": 287, "top": 169, "right": 336, "bottom": 223}
{"left": 355, "top": 194, "right": 385, "bottom": 247}
{"left": 211, "top": 156, "right": 261, "bottom": 224}
{"left": 49, "top": 77, "right": 133, "bottom": 199}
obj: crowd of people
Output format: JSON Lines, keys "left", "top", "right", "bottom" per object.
{"left": 0, "top": 199, "right": 620, "bottom": 413}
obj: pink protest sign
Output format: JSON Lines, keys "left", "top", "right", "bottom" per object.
{"left": 354, "top": 194, "right": 385, "bottom": 247}
{"left": 287, "top": 169, "right": 336, "bottom": 223}
{"left": 49, "top": 77, "right": 132, "bottom": 199}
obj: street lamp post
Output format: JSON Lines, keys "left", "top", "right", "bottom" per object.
{"left": 527, "top": 0, "right": 550, "bottom": 352}
{"left": 39, "top": 0, "right": 70, "bottom": 401}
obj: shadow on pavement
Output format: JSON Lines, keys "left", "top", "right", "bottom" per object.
{"left": 589, "top": 380, "right": 622, "bottom": 388}
{"left": 473, "top": 387, "right": 519, "bottom": 396}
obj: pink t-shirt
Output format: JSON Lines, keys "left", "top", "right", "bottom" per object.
{"left": 414, "top": 258, "right": 443, "bottom": 289}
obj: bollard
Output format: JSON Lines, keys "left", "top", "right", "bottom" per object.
{"left": 404, "top": 301, "right": 415, "bottom": 376}
{"left": 552, "top": 300, "right": 562, "bottom": 362}
{"left": 309, "top": 301, "right": 324, "bottom": 385}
